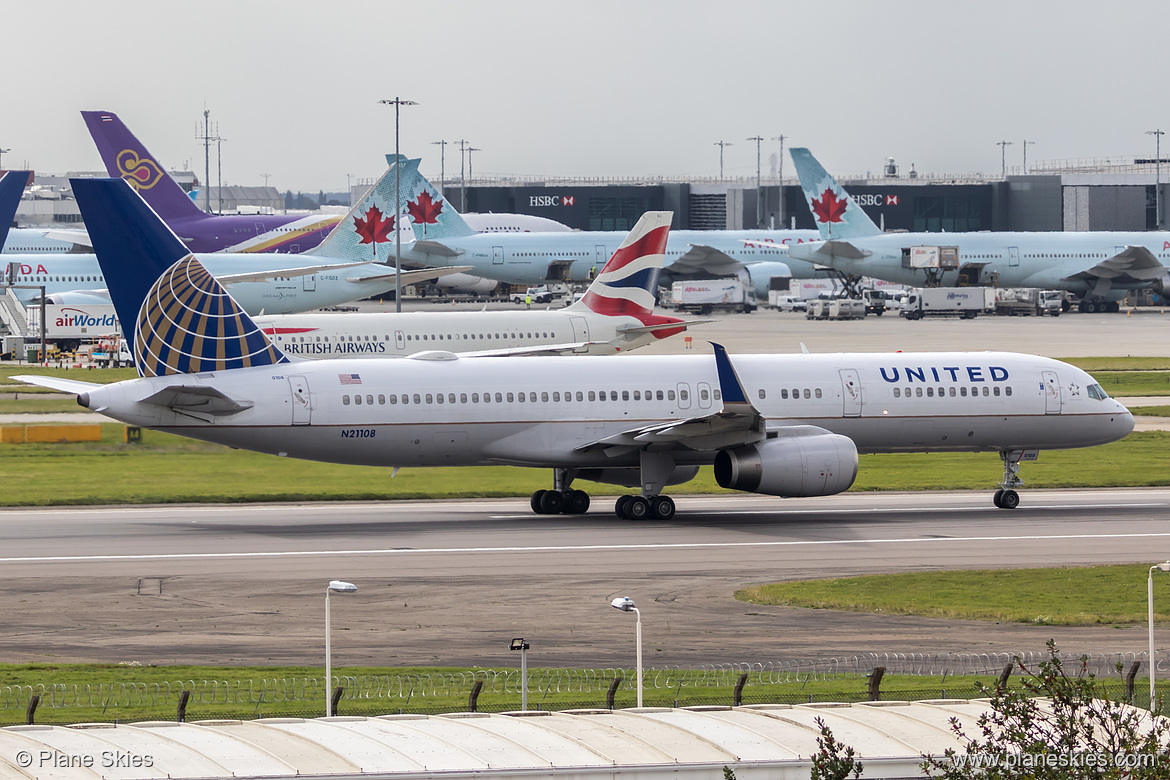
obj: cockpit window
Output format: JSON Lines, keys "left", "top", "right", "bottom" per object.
{"left": 1087, "top": 383, "right": 1108, "bottom": 401}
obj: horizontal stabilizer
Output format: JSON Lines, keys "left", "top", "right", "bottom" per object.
{"left": 411, "top": 239, "right": 464, "bottom": 258}
{"left": 11, "top": 375, "right": 102, "bottom": 394}
{"left": 615, "top": 319, "right": 713, "bottom": 336}
{"left": 140, "top": 385, "right": 254, "bottom": 415}
{"left": 217, "top": 261, "right": 368, "bottom": 285}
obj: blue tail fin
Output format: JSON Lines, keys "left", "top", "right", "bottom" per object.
{"left": 0, "top": 170, "right": 31, "bottom": 251}
{"left": 790, "top": 148, "right": 883, "bottom": 240}
{"left": 390, "top": 155, "right": 476, "bottom": 240}
{"left": 70, "top": 178, "right": 287, "bottom": 378}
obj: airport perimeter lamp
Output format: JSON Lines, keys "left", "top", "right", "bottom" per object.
{"left": 996, "top": 140, "right": 1013, "bottom": 178}
{"left": 325, "top": 579, "right": 358, "bottom": 716}
{"left": 610, "top": 596, "right": 642, "bottom": 707}
{"left": 1022, "top": 140, "right": 1036, "bottom": 174}
{"left": 510, "top": 638, "right": 530, "bottom": 710}
{"left": 431, "top": 140, "right": 449, "bottom": 195}
{"left": 1149, "top": 562, "right": 1170, "bottom": 709}
{"left": 714, "top": 141, "right": 733, "bottom": 180}
{"left": 0, "top": 148, "right": 11, "bottom": 168}
{"left": 747, "top": 136, "right": 764, "bottom": 228}
{"left": 378, "top": 97, "right": 417, "bottom": 313}
{"left": 468, "top": 147, "right": 482, "bottom": 184}
{"left": 1147, "top": 130, "right": 1164, "bottom": 230}
{"left": 773, "top": 135, "right": 788, "bottom": 227}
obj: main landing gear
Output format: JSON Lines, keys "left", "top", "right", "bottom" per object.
{"left": 615, "top": 494, "right": 675, "bottom": 520}
{"left": 993, "top": 450, "right": 1025, "bottom": 509}
{"left": 530, "top": 468, "right": 591, "bottom": 515}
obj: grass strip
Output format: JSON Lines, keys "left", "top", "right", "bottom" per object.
{"left": 1129, "top": 406, "right": 1170, "bottom": 417}
{"left": 737, "top": 564, "right": 1170, "bottom": 626}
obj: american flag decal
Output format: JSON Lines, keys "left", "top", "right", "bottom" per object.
{"left": 339, "top": 373, "right": 362, "bottom": 385}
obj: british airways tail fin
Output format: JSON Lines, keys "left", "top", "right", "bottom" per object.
{"left": 0, "top": 170, "right": 32, "bottom": 251}
{"left": 790, "top": 148, "right": 883, "bottom": 240}
{"left": 81, "top": 111, "right": 206, "bottom": 221}
{"left": 70, "top": 178, "right": 287, "bottom": 378}
{"left": 569, "top": 211, "right": 672, "bottom": 317}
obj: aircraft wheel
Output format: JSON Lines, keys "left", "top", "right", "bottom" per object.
{"left": 539, "top": 490, "right": 564, "bottom": 514}
{"left": 650, "top": 495, "right": 676, "bottom": 520}
{"left": 999, "top": 489, "right": 1020, "bottom": 510}
{"left": 615, "top": 495, "right": 632, "bottom": 519}
{"left": 531, "top": 490, "right": 547, "bottom": 514}
{"left": 565, "top": 489, "right": 590, "bottom": 515}
{"left": 993, "top": 489, "right": 1004, "bottom": 508}
{"left": 1108, "top": 301, "right": 1120, "bottom": 313}
{"left": 626, "top": 496, "right": 650, "bottom": 520}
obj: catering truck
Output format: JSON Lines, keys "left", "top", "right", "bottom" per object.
{"left": 993, "top": 288, "right": 1063, "bottom": 316}
{"left": 670, "top": 280, "right": 757, "bottom": 314}
{"left": 899, "top": 287, "right": 996, "bottom": 320}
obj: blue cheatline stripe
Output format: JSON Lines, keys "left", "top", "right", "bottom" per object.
{"left": 711, "top": 343, "right": 749, "bottom": 405}
{"left": 598, "top": 266, "right": 661, "bottom": 292}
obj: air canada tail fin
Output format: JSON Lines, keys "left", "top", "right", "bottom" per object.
{"left": 81, "top": 110, "right": 206, "bottom": 221}
{"left": 0, "top": 170, "right": 32, "bottom": 250}
{"left": 70, "top": 178, "right": 287, "bottom": 378}
{"left": 790, "top": 147, "right": 883, "bottom": 240}
{"left": 569, "top": 211, "right": 672, "bottom": 317}
{"left": 389, "top": 154, "right": 476, "bottom": 240}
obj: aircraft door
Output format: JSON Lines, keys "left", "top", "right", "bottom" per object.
{"left": 569, "top": 316, "right": 589, "bottom": 353}
{"left": 394, "top": 330, "right": 405, "bottom": 351}
{"left": 839, "top": 369, "right": 862, "bottom": 416}
{"left": 676, "top": 382, "right": 692, "bottom": 410}
{"left": 492, "top": 246, "right": 504, "bottom": 266}
{"left": 1041, "top": 370, "right": 1062, "bottom": 414}
{"left": 1009, "top": 246, "right": 1020, "bottom": 267}
{"left": 289, "top": 375, "right": 312, "bottom": 425}
{"left": 593, "top": 245, "right": 608, "bottom": 276}
{"left": 303, "top": 273, "right": 316, "bottom": 292}
{"left": 697, "top": 382, "right": 713, "bottom": 409}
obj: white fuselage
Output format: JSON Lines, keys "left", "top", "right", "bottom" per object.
{"left": 255, "top": 307, "right": 673, "bottom": 358}
{"left": 79, "top": 351, "right": 1132, "bottom": 471}
{"left": 3, "top": 253, "right": 400, "bottom": 314}
{"left": 792, "top": 231, "right": 1170, "bottom": 296}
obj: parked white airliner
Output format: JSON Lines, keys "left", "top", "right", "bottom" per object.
{"left": 787, "top": 148, "right": 1170, "bottom": 312}
{"left": 17, "top": 179, "right": 1134, "bottom": 519}
{"left": 256, "top": 212, "right": 697, "bottom": 358}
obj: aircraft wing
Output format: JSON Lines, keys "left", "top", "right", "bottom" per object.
{"left": 217, "top": 261, "right": 369, "bottom": 285}
{"left": 411, "top": 239, "right": 464, "bottom": 258}
{"left": 667, "top": 244, "right": 746, "bottom": 276}
{"left": 458, "top": 341, "right": 600, "bottom": 357}
{"left": 792, "top": 240, "right": 872, "bottom": 262}
{"left": 1062, "top": 245, "right": 1168, "bottom": 283}
{"left": 346, "top": 265, "right": 474, "bottom": 285}
{"left": 140, "top": 385, "right": 254, "bottom": 415}
{"left": 11, "top": 375, "right": 102, "bottom": 394}
{"left": 41, "top": 228, "right": 93, "bottom": 249}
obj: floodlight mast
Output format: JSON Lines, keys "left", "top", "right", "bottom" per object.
{"left": 325, "top": 580, "right": 357, "bottom": 716}
{"left": 610, "top": 597, "right": 642, "bottom": 707}
{"left": 1150, "top": 562, "right": 1170, "bottom": 708}
{"left": 510, "top": 638, "right": 530, "bottom": 710}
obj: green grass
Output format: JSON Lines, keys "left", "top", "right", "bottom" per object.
{"left": 1064, "top": 357, "right": 1170, "bottom": 372}
{"left": 1091, "top": 371, "right": 1170, "bottom": 397}
{"left": 0, "top": 662, "right": 1140, "bottom": 725}
{"left": 0, "top": 398, "right": 89, "bottom": 414}
{"left": 737, "top": 564, "right": 1170, "bottom": 625}
{"left": 1129, "top": 406, "right": 1170, "bottom": 417}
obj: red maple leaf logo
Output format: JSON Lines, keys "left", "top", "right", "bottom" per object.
{"left": 811, "top": 188, "right": 848, "bottom": 224}
{"left": 407, "top": 190, "right": 444, "bottom": 226}
{"left": 353, "top": 205, "right": 395, "bottom": 244}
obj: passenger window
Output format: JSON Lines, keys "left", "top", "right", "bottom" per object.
{"left": 436, "top": 393, "right": 445, "bottom": 404}
{"left": 814, "top": 388, "right": 821, "bottom": 399}
{"left": 366, "top": 395, "right": 374, "bottom": 405}
{"left": 517, "top": 393, "right": 524, "bottom": 403}
{"left": 1006, "top": 387, "right": 1013, "bottom": 396}
{"left": 960, "top": 387, "right": 968, "bottom": 397}
{"left": 668, "top": 390, "right": 676, "bottom": 401}
{"left": 472, "top": 393, "right": 479, "bottom": 403}
{"left": 782, "top": 389, "right": 789, "bottom": 399}
{"left": 413, "top": 394, "right": 421, "bottom": 404}
{"left": 390, "top": 394, "right": 398, "bottom": 404}
{"left": 460, "top": 393, "right": 468, "bottom": 403}
{"left": 553, "top": 392, "right": 560, "bottom": 402}
{"left": 449, "top": 393, "right": 456, "bottom": 403}
{"left": 994, "top": 387, "right": 1000, "bottom": 397}
{"left": 680, "top": 389, "right": 689, "bottom": 401}
{"left": 700, "top": 388, "right": 709, "bottom": 401}
{"left": 633, "top": 391, "right": 641, "bottom": 401}
{"left": 983, "top": 387, "right": 990, "bottom": 396}
{"left": 507, "top": 392, "right": 514, "bottom": 402}
{"left": 588, "top": 391, "right": 596, "bottom": 401}
{"left": 758, "top": 389, "right": 766, "bottom": 399}
{"left": 426, "top": 394, "right": 434, "bottom": 403}
{"left": 927, "top": 387, "right": 934, "bottom": 398}
{"left": 342, "top": 395, "right": 350, "bottom": 405}
{"left": 623, "top": 391, "right": 630, "bottom": 401}
{"left": 949, "top": 387, "right": 956, "bottom": 397}
{"left": 355, "top": 395, "right": 363, "bottom": 405}
{"left": 803, "top": 389, "right": 811, "bottom": 399}
{"left": 495, "top": 392, "right": 503, "bottom": 402}
{"left": 542, "top": 392, "right": 549, "bottom": 402}
{"left": 656, "top": 390, "right": 664, "bottom": 400}
{"left": 529, "top": 392, "right": 536, "bottom": 402}
{"left": 916, "top": 388, "right": 923, "bottom": 397}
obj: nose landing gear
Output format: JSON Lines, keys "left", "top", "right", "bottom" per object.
{"left": 993, "top": 449, "right": 1030, "bottom": 509}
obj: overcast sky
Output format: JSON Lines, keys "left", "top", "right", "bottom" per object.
{"left": 2, "top": 0, "right": 1166, "bottom": 192}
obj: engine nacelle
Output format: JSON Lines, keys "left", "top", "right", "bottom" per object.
{"left": 713, "top": 434, "right": 858, "bottom": 497}
{"left": 1153, "top": 271, "right": 1170, "bottom": 298}
{"left": 577, "top": 466, "right": 700, "bottom": 489}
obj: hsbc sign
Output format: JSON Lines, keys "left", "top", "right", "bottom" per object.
{"left": 853, "top": 194, "right": 900, "bottom": 207}
{"left": 529, "top": 195, "right": 576, "bottom": 207}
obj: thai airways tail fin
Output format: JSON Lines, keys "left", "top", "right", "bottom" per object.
{"left": 790, "top": 147, "right": 883, "bottom": 240}
{"left": 568, "top": 211, "right": 672, "bottom": 317}
{"left": 0, "top": 170, "right": 32, "bottom": 251}
{"left": 80, "top": 110, "right": 207, "bottom": 221}
{"left": 70, "top": 178, "right": 287, "bottom": 378}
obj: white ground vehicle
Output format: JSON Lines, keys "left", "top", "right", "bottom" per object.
{"left": 994, "top": 288, "right": 1063, "bottom": 316}
{"left": 769, "top": 294, "right": 808, "bottom": 312}
{"left": 899, "top": 287, "right": 996, "bottom": 320}
{"left": 511, "top": 286, "right": 558, "bottom": 305}
{"left": 671, "top": 280, "right": 757, "bottom": 314}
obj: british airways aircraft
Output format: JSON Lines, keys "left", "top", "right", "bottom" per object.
{"left": 360, "top": 156, "right": 824, "bottom": 296}
{"left": 14, "top": 178, "right": 1133, "bottom": 519}
{"left": 787, "top": 148, "right": 1170, "bottom": 312}
{"left": 0, "top": 167, "right": 466, "bottom": 312}
{"left": 257, "top": 212, "right": 699, "bottom": 358}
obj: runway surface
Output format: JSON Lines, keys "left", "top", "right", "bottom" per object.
{"left": 2, "top": 488, "right": 1168, "bottom": 668}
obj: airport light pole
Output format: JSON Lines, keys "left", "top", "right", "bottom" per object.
{"left": 430, "top": 140, "right": 449, "bottom": 195}
{"left": 996, "top": 140, "right": 1013, "bottom": 178}
{"left": 510, "top": 638, "right": 530, "bottom": 710}
{"left": 0, "top": 148, "right": 10, "bottom": 168}
{"left": 378, "top": 97, "right": 417, "bottom": 313}
{"left": 773, "top": 135, "right": 788, "bottom": 228}
{"left": 1147, "top": 129, "right": 1164, "bottom": 230}
{"left": 456, "top": 139, "right": 469, "bottom": 212}
{"left": 1022, "top": 140, "right": 1036, "bottom": 174}
{"left": 714, "top": 141, "right": 733, "bottom": 180}
{"left": 324, "top": 580, "right": 357, "bottom": 716}
{"left": 610, "top": 597, "right": 642, "bottom": 707}
{"left": 1150, "top": 562, "right": 1170, "bottom": 709}
{"left": 747, "top": 136, "right": 764, "bottom": 228}
{"left": 467, "top": 147, "right": 482, "bottom": 186}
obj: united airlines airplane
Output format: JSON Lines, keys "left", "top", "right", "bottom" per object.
{"left": 16, "top": 179, "right": 1134, "bottom": 519}
{"left": 787, "top": 148, "right": 1170, "bottom": 312}
{"left": 257, "top": 212, "right": 698, "bottom": 358}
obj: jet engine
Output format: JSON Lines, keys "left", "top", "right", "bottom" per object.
{"left": 577, "top": 466, "right": 700, "bottom": 489}
{"left": 1153, "top": 271, "right": 1170, "bottom": 298}
{"left": 713, "top": 434, "right": 858, "bottom": 497}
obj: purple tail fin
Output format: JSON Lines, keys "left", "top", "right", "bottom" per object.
{"left": 81, "top": 110, "right": 205, "bottom": 221}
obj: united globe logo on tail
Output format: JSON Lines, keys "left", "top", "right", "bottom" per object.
{"left": 135, "top": 256, "right": 288, "bottom": 377}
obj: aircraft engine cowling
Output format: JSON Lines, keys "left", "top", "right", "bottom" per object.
{"left": 577, "top": 466, "right": 700, "bottom": 489}
{"left": 713, "top": 434, "right": 858, "bottom": 497}
{"left": 1153, "top": 271, "right": 1170, "bottom": 298}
